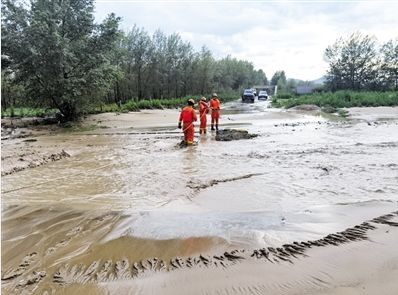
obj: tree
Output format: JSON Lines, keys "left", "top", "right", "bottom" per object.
{"left": 270, "top": 70, "right": 287, "bottom": 92}
{"left": 195, "top": 46, "right": 215, "bottom": 94}
{"left": 148, "top": 30, "right": 167, "bottom": 99}
{"left": 285, "top": 78, "right": 298, "bottom": 93}
{"left": 1, "top": 0, "right": 121, "bottom": 120}
{"left": 380, "top": 39, "right": 398, "bottom": 90}
{"left": 125, "top": 26, "right": 151, "bottom": 100}
{"left": 270, "top": 71, "right": 286, "bottom": 86}
{"left": 252, "top": 69, "right": 268, "bottom": 86}
{"left": 324, "top": 32, "right": 378, "bottom": 91}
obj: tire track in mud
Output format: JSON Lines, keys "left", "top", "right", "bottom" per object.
{"left": 49, "top": 211, "right": 398, "bottom": 286}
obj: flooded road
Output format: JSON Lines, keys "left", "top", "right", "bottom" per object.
{"left": 2, "top": 101, "right": 398, "bottom": 294}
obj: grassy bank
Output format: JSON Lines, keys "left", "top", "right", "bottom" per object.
{"left": 92, "top": 92, "right": 240, "bottom": 113}
{"left": 1, "top": 92, "right": 240, "bottom": 119}
{"left": 92, "top": 96, "right": 200, "bottom": 113}
{"left": 272, "top": 91, "right": 398, "bottom": 109}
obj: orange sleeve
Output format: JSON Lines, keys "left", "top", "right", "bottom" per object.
{"left": 192, "top": 108, "right": 197, "bottom": 121}
{"left": 179, "top": 108, "right": 184, "bottom": 122}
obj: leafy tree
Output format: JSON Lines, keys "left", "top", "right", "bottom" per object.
{"left": 1, "top": 71, "right": 26, "bottom": 111}
{"left": 1, "top": 0, "right": 121, "bottom": 120}
{"left": 2, "top": 1, "right": 273, "bottom": 116}
{"left": 324, "top": 32, "right": 378, "bottom": 91}
{"left": 148, "top": 30, "right": 167, "bottom": 99}
{"left": 252, "top": 69, "right": 268, "bottom": 86}
{"left": 380, "top": 39, "right": 398, "bottom": 90}
{"left": 125, "top": 26, "right": 151, "bottom": 100}
{"left": 195, "top": 46, "right": 215, "bottom": 94}
{"left": 285, "top": 78, "right": 298, "bottom": 93}
{"left": 270, "top": 70, "right": 287, "bottom": 92}
{"left": 270, "top": 71, "right": 286, "bottom": 86}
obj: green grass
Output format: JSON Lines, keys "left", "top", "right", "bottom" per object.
{"left": 1, "top": 107, "right": 58, "bottom": 118}
{"left": 91, "top": 92, "right": 240, "bottom": 114}
{"left": 272, "top": 91, "right": 398, "bottom": 109}
{"left": 1, "top": 92, "right": 241, "bottom": 119}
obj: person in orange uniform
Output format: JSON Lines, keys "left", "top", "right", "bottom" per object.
{"left": 178, "top": 99, "right": 197, "bottom": 145}
{"left": 209, "top": 93, "right": 221, "bottom": 131}
{"left": 198, "top": 97, "right": 209, "bottom": 134}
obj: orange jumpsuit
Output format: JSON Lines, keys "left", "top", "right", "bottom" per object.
{"left": 179, "top": 106, "right": 197, "bottom": 144}
{"left": 210, "top": 98, "right": 221, "bottom": 130}
{"left": 198, "top": 100, "right": 209, "bottom": 134}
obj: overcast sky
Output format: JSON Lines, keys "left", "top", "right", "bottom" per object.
{"left": 94, "top": 0, "right": 398, "bottom": 81}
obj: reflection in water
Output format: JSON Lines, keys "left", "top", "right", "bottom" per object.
{"left": 199, "top": 133, "right": 209, "bottom": 144}
{"left": 181, "top": 146, "right": 199, "bottom": 175}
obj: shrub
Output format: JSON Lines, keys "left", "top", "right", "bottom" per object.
{"left": 274, "top": 91, "right": 398, "bottom": 109}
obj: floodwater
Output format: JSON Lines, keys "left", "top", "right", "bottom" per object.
{"left": 2, "top": 100, "right": 398, "bottom": 293}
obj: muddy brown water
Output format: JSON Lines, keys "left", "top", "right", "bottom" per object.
{"left": 2, "top": 101, "right": 398, "bottom": 294}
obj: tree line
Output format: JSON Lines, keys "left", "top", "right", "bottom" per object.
{"left": 1, "top": 1, "right": 397, "bottom": 121}
{"left": 270, "top": 32, "right": 398, "bottom": 95}
{"left": 325, "top": 32, "right": 397, "bottom": 92}
{"left": 1, "top": 0, "right": 267, "bottom": 120}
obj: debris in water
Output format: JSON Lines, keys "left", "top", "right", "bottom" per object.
{"left": 215, "top": 129, "right": 257, "bottom": 141}
{"left": 23, "top": 138, "right": 38, "bottom": 143}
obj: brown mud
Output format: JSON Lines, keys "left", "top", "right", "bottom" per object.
{"left": 1, "top": 210, "right": 397, "bottom": 294}
{"left": 215, "top": 129, "right": 258, "bottom": 141}
{"left": 0, "top": 205, "right": 231, "bottom": 294}
{"left": 1, "top": 150, "right": 70, "bottom": 177}
{"left": 1, "top": 116, "right": 59, "bottom": 129}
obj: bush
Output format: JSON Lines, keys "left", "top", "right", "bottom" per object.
{"left": 276, "top": 93, "right": 293, "bottom": 99}
{"left": 273, "top": 91, "right": 398, "bottom": 109}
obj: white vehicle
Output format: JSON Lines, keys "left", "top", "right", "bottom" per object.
{"left": 258, "top": 90, "right": 268, "bottom": 100}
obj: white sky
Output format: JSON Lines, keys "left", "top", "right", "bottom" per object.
{"left": 94, "top": 0, "right": 398, "bottom": 81}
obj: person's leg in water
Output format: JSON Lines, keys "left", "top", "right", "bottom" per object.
{"left": 200, "top": 113, "right": 207, "bottom": 135}
{"left": 184, "top": 124, "right": 195, "bottom": 145}
{"left": 211, "top": 114, "right": 215, "bottom": 131}
{"left": 214, "top": 111, "right": 219, "bottom": 131}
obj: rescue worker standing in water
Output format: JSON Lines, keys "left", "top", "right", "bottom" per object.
{"left": 178, "top": 99, "right": 197, "bottom": 145}
{"left": 198, "top": 97, "right": 209, "bottom": 135}
{"left": 209, "top": 93, "right": 221, "bottom": 131}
